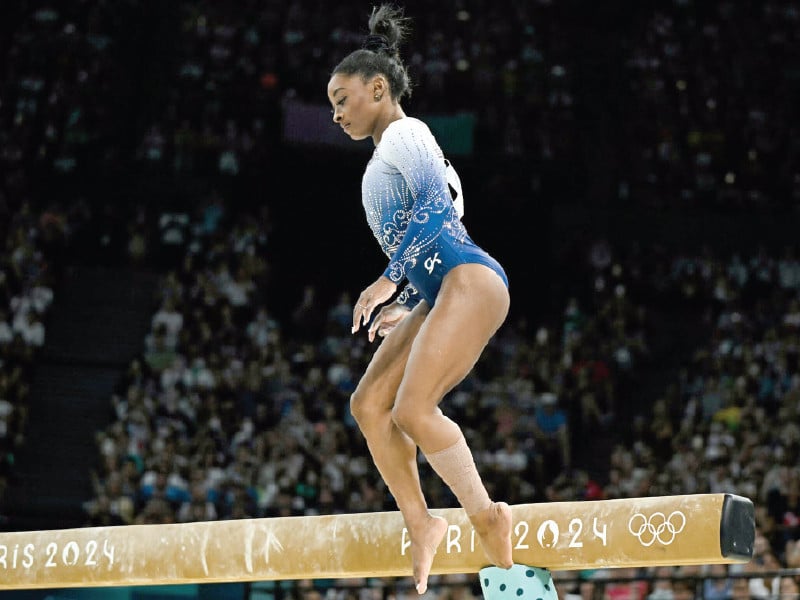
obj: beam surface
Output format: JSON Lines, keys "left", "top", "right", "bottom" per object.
{"left": 0, "top": 493, "right": 753, "bottom": 590}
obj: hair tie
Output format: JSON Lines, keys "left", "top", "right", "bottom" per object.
{"left": 362, "top": 34, "right": 391, "bottom": 54}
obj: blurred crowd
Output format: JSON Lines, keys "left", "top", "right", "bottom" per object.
{"left": 83, "top": 205, "right": 659, "bottom": 529}
{"left": 0, "top": 190, "right": 65, "bottom": 510}
{"left": 619, "top": 0, "right": 800, "bottom": 210}
{"left": 4, "top": 1, "right": 797, "bottom": 208}
{"left": 3, "top": 1, "right": 798, "bottom": 212}
{"left": 2, "top": 0, "right": 800, "bottom": 599}
{"left": 0, "top": 1, "right": 133, "bottom": 176}
{"left": 83, "top": 193, "right": 800, "bottom": 597}
{"left": 137, "top": 0, "right": 574, "bottom": 172}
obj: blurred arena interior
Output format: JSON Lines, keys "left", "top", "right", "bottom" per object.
{"left": 0, "top": 0, "right": 799, "bottom": 598}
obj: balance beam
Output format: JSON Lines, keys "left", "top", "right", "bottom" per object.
{"left": 0, "top": 493, "right": 753, "bottom": 590}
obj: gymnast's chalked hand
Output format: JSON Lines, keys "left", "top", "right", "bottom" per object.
{"left": 368, "top": 302, "right": 411, "bottom": 342}
{"left": 352, "top": 276, "right": 397, "bottom": 334}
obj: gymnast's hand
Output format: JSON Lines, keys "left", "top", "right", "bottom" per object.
{"left": 352, "top": 276, "right": 397, "bottom": 335}
{"left": 367, "top": 301, "right": 411, "bottom": 342}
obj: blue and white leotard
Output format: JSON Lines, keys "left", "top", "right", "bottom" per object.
{"left": 361, "top": 117, "right": 508, "bottom": 308}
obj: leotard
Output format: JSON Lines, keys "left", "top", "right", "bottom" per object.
{"left": 361, "top": 117, "right": 508, "bottom": 308}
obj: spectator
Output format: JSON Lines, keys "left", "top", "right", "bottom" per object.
{"left": 532, "top": 392, "right": 570, "bottom": 483}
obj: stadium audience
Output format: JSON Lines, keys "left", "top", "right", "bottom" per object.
{"left": 3, "top": 0, "right": 800, "bottom": 598}
{"left": 84, "top": 212, "right": 800, "bottom": 595}
{"left": 620, "top": 0, "right": 800, "bottom": 210}
{"left": 0, "top": 189, "right": 66, "bottom": 514}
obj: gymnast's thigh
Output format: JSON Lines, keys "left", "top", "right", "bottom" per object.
{"left": 352, "top": 301, "right": 430, "bottom": 412}
{"left": 396, "top": 263, "right": 509, "bottom": 412}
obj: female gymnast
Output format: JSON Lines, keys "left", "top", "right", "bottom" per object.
{"left": 327, "top": 5, "right": 513, "bottom": 594}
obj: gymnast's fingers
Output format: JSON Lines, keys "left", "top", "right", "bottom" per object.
{"left": 352, "top": 297, "right": 370, "bottom": 333}
{"left": 368, "top": 309, "right": 388, "bottom": 342}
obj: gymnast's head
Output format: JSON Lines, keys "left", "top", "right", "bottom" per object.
{"left": 327, "top": 4, "right": 412, "bottom": 141}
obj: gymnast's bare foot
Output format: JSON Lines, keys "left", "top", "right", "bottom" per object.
{"left": 408, "top": 514, "right": 448, "bottom": 595}
{"left": 470, "top": 502, "right": 513, "bottom": 568}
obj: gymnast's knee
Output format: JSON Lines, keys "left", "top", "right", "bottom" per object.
{"left": 391, "top": 402, "right": 423, "bottom": 439}
{"left": 350, "top": 387, "right": 391, "bottom": 431}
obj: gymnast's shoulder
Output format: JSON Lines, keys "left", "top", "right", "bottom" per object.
{"left": 381, "top": 117, "right": 436, "bottom": 144}
{"left": 378, "top": 117, "right": 440, "bottom": 162}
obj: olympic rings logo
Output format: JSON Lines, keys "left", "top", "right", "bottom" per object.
{"left": 627, "top": 511, "right": 686, "bottom": 546}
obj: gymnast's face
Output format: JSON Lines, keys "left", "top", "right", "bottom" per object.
{"left": 327, "top": 73, "right": 385, "bottom": 141}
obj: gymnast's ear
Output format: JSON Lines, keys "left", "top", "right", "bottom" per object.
{"left": 370, "top": 75, "right": 389, "bottom": 100}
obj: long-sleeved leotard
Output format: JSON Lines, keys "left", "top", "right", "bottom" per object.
{"left": 361, "top": 117, "right": 507, "bottom": 308}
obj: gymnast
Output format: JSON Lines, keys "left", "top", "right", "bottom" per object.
{"left": 327, "top": 4, "right": 513, "bottom": 594}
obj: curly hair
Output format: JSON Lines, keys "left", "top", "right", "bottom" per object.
{"left": 331, "top": 4, "right": 413, "bottom": 102}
